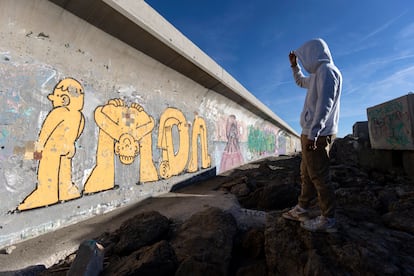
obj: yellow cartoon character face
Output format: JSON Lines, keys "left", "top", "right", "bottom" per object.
{"left": 48, "top": 78, "right": 84, "bottom": 110}
{"left": 115, "top": 133, "right": 139, "bottom": 165}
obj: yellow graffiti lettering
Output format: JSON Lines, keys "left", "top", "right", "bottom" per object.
{"left": 157, "top": 108, "right": 189, "bottom": 179}
{"left": 188, "top": 115, "right": 211, "bottom": 172}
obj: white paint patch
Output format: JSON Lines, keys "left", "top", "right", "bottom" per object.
{"left": 0, "top": 51, "right": 11, "bottom": 59}
{"left": 199, "top": 98, "right": 220, "bottom": 121}
{"left": 81, "top": 168, "right": 92, "bottom": 187}
{"left": 37, "top": 110, "right": 48, "bottom": 130}
{"left": 4, "top": 168, "right": 25, "bottom": 193}
{"left": 117, "top": 85, "right": 143, "bottom": 102}
{"left": 41, "top": 70, "right": 56, "bottom": 89}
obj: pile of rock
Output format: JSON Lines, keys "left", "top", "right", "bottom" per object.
{"left": 39, "top": 136, "right": 414, "bottom": 275}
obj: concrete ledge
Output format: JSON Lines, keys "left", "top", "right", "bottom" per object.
{"left": 48, "top": 0, "right": 298, "bottom": 137}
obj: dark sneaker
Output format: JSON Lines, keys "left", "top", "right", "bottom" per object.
{"left": 282, "top": 205, "right": 309, "bottom": 222}
{"left": 300, "top": 216, "right": 337, "bottom": 232}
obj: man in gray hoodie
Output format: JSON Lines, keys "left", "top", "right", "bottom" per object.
{"left": 282, "top": 38, "right": 342, "bottom": 232}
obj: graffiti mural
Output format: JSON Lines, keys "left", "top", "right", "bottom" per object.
{"left": 18, "top": 78, "right": 85, "bottom": 211}
{"left": 83, "top": 98, "right": 157, "bottom": 194}
{"left": 6, "top": 70, "right": 300, "bottom": 212}
{"left": 15, "top": 80, "right": 212, "bottom": 211}
{"left": 213, "top": 114, "right": 288, "bottom": 172}
{"left": 219, "top": 115, "right": 244, "bottom": 173}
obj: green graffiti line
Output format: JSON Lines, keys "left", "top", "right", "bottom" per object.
{"left": 370, "top": 108, "right": 411, "bottom": 147}
{"left": 247, "top": 126, "right": 276, "bottom": 154}
{"left": 0, "top": 128, "right": 10, "bottom": 145}
{"left": 367, "top": 101, "right": 403, "bottom": 118}
{"left": 385, "top": 118, "right": 410, "bottom": 147}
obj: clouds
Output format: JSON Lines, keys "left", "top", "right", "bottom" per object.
{"left": 375, "top": 65, "right": 414, "bottom": 94}
{"left": 146, "top": 0, "right": 414, "bottom": 137}
{"left": 396, "top": 22, "right": 414, "bottom": 39}
{"left": 358, "top": 11, "right": 406, "bottom": 43}
{"left": 333, "top": 9, "right": 414, "bottom": 133}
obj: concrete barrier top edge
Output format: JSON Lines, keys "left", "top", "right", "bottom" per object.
{"left": 62, "top": 0, "right": 299, "bottom": 137}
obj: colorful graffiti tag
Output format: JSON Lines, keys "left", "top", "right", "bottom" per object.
{"left": 367, "top": 95, "right": 413, "bottom": 149}
{"left": 247, "top": 126, "right": 277, "bottom": 156}
{"left": 17, "top": 79, "right": 211, "bottom": 211}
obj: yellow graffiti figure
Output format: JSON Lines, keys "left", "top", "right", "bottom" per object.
{"left": 18, "top": 78, "right": 85, "bottom": 210}
{"left": 83, "top": 98, "right": 157, "bottom": 194}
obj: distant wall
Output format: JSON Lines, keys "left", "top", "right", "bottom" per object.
{"left": 0, "top": 0, "right": 300, "bottom": 248}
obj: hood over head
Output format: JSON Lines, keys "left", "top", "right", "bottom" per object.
{"left": 294, "top": 38, "right": 333, "bottom": 74}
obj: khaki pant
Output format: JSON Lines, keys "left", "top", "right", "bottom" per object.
{"left": 298, "top": 134, "right": 336, "bottom": 218}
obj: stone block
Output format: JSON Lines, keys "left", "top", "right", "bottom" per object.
{"left": 367, "top": 93, "right": 414, "bottom": 150}
{"left": 353, "top": 121, "right": 369, "bottom": 140}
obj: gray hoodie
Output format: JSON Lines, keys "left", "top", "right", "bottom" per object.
{"left": 292, "top": 38, "right": 342, "bottom": 140}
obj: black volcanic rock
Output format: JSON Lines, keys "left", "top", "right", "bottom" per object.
{"left": 40, "top": 136, "right": 414, "bottom": 275}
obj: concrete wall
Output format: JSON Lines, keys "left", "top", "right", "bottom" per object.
{"left": 367, "top": 93, "right": 414, "bottom": 150}
{"left": 0, "top": 0, "right": 300, "bottom": 248}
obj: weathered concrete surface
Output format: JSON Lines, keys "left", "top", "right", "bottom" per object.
{"left": 0, "top": 0, "right": 299, "bottom": 249}
{"left": 367, "top": 93, "right": 414, "bottom": 150}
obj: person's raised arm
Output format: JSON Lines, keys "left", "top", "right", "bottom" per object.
{"left": 289, "top": 51, "right": 309, "bottom": 88}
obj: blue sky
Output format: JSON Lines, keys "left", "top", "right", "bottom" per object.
{"left": 145, "top": 0, "right": 414, "bottom": 138}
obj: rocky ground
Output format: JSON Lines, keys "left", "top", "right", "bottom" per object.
{"left": 37, "top": 135, "right": 414, "bottom": 275}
